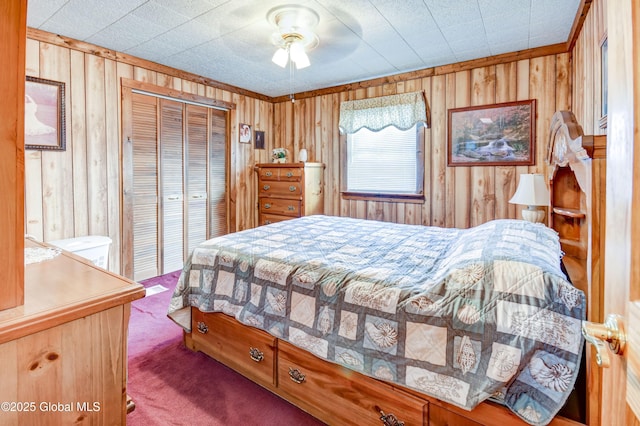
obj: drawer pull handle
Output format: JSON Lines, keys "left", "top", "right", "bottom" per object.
{"left": 264, "top": 203, "right": 271, "bottom": 209}
{"left": 286, "top": 172, "right": 293, "bottom": 177}
{"left": 289, "top": 185, "right": 296, "bottom": 192}
{"left": 265, "top": 220, "right": 272, "bottom": 225}
{"left": 376, "top": 407, "right": 404, "bottom": 426}
{"left": 263, "top": 185, "right": 270, "bottom": 191}
{"left": 196, "top": 322, "right": 208, "bottom": 334}
{"left": 288, "top": 367, "right": 305, "bottom": 384}
{"left": 265, "top": 171, "right": 273, "bottom": 177}
{"left": 167, "top": 195, "right": 180, "bottom": 201}
{"left": 249, "top": 347, "right": 264, "bottom": 362}
{"left": 287, "top": 205, "right": 295, "bottom": 211}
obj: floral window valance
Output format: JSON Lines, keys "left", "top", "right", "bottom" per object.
{"left": 338, "top": 91, "right": 428, "bottom": 134}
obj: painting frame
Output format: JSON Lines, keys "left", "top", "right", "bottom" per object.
{"left": 447, "top": 99, "right": 536, "bottom": 167}
{"left": 239, "top": 123, "right": 252, "bottom": 144}
{"left": 254, "top": 130, "right": 265, "bottom": 149}
{"left": 25, "top": 76, "right": 66, "bottom": 151}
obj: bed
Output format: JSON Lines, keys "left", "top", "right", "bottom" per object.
{"left": 167, "top": 111, "right": 603, "bottom": 426}
{"left": 168, "top": 214, "right": 585, "bottom": 426}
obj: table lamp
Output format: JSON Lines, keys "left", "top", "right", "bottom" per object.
{"left": 508, "top": 173, "right": 550, "bottom": 223}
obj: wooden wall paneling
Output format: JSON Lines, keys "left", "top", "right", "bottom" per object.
{"left": 444, "top": 73, "right": 458, "bottom": 228}
{"left": 40, "top": 43, "right": 73, "bottom": 242}
{"left": 430, "top": 74, "right": 447, "bottom": 227}
{"left": 156, "top": 72, "right": 181, "bottom": 90}
{"left": 85, "top": 54, "right": 109, "bottom": 239}
{"left": 105, "top": 58, "right": 121, "bottom": 271}
{"left": 556, "top": 53, "right": 572, "bottom": 112}
{"left": 453, "top": 71, "right": 472, "bottom": 229}
{"left": 133, "top": 67, "right": 156, "bottom": 85}
{"left": 24, "top": 39, "right": 42, "bottom": 239}
{"left": 584, "top": 13, "right": 596, "bottom": 131}
{"left": 573, "top": 33, "right": 585, "bottom": 126}
{"left": 318, "top": 94, "right": 333, "bottom": 215}
{"left": 529, "top": 56, "right": 557, "bottom": 171}
{"left": 235, "top": 94, "right": 252, "bottom": 231}
{"left": 494, "top": 62, "right": 518, "bottom": 220}
{"left": 69, "top": 50, "right": 89, "bottom": 237}
{"left": 469, "top": 67, "right": 496, "bottom": 227}
{"left": 421, "top": 76, "right": 433, "bottom": 226}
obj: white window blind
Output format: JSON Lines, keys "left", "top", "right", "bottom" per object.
{"left": 347, "top": 125, "right": 419, "bottom": 194}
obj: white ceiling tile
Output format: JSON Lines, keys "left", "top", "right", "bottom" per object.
{"left": 26, "top": 0, "right": 68, "bottom": 27}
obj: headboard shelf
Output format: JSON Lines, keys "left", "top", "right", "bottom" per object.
{"left": 552, "top": 207, "right": 585, "bottom": 218}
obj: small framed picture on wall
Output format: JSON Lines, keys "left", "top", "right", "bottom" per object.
{"left": 255, "top": 130, "right": 265, "bottom": 149}
{"left": 239, "top": 123, "right": 251, "bottom": 143}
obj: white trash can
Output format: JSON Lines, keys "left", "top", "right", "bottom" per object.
{"left": 48, "top": 235, "right": 112, "bottom": 269}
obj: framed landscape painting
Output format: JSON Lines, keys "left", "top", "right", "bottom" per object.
{"left": 447, "top": 99, "right": 536, "bottom": 166}
{"left": 25, "top": 76, "right": 66, "bottom": 151}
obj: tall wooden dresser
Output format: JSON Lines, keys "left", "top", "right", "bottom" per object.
{"left": 255, "top": 162, "right": 324, "bottom": 225}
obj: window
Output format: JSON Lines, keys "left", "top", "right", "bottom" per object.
{"left": 342, "top": 123, "right": 425, "bottom": 202}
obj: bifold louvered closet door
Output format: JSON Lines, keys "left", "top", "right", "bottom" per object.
{"left": 122, "top": 89, "right": 228, "bottom": 281}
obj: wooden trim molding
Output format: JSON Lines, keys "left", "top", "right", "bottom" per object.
{"left": 121, "top": 78, "right": 236, "bottom": 110}
{"left": 273, "top": 43, "right": 568, "bottom": 103}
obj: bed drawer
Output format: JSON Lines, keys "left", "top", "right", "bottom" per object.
{"left": 259, "top": 198, "right": 301, "bottom": 217}
{"left": 191, "top": 310, "right": 276, "bottom": 387}
{"left": 277, "top": 341, "right": 427, "bottom": 425}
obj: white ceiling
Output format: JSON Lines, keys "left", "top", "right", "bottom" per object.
{"left": 26, "top": 0, "right": 582, "bottom": 98}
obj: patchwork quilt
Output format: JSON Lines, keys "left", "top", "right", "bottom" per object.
{"left": 168, "top": 215, "right": 585, "bottom": 426}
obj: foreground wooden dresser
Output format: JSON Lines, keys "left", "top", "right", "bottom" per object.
{"left": 255, "top": 162, "right": 324, "bottom": 225}
{"left": 0, "top": 239, "right": 145, "bottom": 425}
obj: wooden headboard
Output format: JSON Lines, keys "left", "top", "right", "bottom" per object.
{"left": 546, "top": 110, "right": 606, "bottom": 323}
{"left": 547, "top": 111, "right": 606, "bottom": 426}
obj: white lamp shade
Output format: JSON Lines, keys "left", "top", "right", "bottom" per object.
{"left": 272, "top": 48, "right": 288, "bottom": 68}
{"left": 509, "top": 174, "right": 550, "bottom": 206}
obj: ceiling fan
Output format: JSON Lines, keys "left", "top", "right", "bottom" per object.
{"left": 268, "top": 5, "right": 320, "bottom": 70}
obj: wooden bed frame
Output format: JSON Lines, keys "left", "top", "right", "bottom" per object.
{"left": 182, "top": 111, "right": 604, "bottom": 426}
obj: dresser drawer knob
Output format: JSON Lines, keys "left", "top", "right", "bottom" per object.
{"left": 265, "top": 171, "right": 273, "bottom": 177}
{"left": 263, "top": 184, "right": 270, "bottom": 191}
{"left": 287, "top": 205, "right": 295, "bottom": 211}
{"left": 196, "top": 321, "right": 208, "bottom": 334}
{"left": 264, "top": 203, "right": 271, "bottom": 209}
{"left": 289, "top": 185, "right": 296, "bottom": 192}
{"left": 249, "top": 347, "right": 264, "bottom": 363}
{"left": 376, "top": 407, "right": 404, "bottom": 426}
{"left": 286, "top": 172, "right": 293, "bottom": 177}
{"left": 288, "top": 367, "right": 305, "bottom": 384}
{"left": 265, "top": 220, "right": 272, "bottom": 225}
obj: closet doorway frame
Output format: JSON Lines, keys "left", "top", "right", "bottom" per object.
{"left": 120, "top": 78, "right": 235, "bottom": 280}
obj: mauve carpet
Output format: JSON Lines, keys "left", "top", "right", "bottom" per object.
{"left": 127, "top": 271, "right": 325, "bottom": 426}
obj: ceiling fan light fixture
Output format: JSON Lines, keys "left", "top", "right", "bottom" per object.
{"left": 272, "top": 47, "right": 288, "bottom": 68}
{"left": 267, "top": 5, "right": 319, "bottom": 69}
{"left": 289, "top": 42, "right": 310, "bottom": 69}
